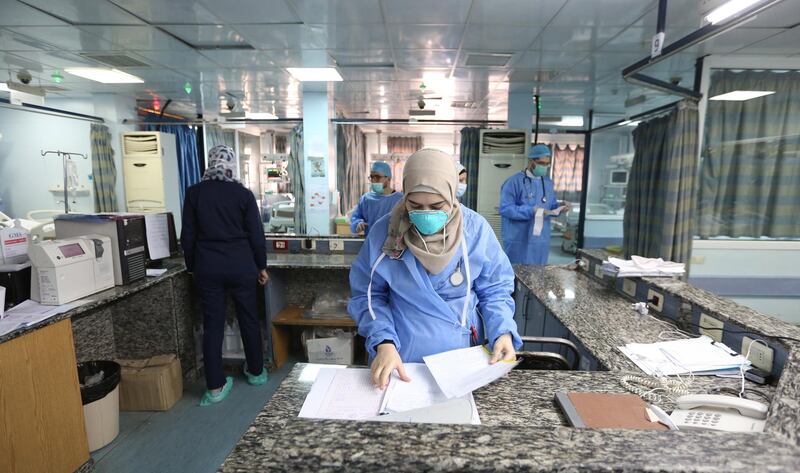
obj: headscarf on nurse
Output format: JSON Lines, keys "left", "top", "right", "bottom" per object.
{"left": 498, "top": 144, "right": 568, "bottom": 265}
{"left": 349, "top": 160, "right": 403, "bottom": 236}
{"left": 348, "top": 148, "right": 522, "bottom": 389}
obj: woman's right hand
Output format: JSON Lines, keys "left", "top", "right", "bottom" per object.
{"left": 371, "top": 343, "right": 411, "bottom": 389}
{"left": 356, "top": 222, "right": 368, "bottom": 234}
{"left": 257, "top": 270, "right": 269, "bottom": 286}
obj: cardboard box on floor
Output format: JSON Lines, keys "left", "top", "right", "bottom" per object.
{"left": 116, "top": 354, "right": 183, "bottom": 411}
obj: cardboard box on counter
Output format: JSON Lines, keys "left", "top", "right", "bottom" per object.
{"left": 116, "top": 354, "right": 183, "bottom": 411}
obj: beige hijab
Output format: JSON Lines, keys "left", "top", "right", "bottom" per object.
{"left": 382, "top": 149, "right": 463, "bottom": 274}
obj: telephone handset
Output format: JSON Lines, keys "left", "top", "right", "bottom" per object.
{"left": 669, "top": 394, "right": 768, "bottom": 433}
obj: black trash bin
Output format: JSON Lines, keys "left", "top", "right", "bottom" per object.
{"left": 77, "top": 361, "right": 121, "bottom": 451}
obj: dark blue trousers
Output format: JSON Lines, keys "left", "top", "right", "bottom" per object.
{"left": 195, "top": 273, "right": 264, "bottom": 390}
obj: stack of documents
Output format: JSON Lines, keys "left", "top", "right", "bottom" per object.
{"left": 619, "top": 336, "right": 750, "bottom": 376}
{"left": 603, "top": 255, "right": 685, "bottom": 278}
{"left": 299, "top": 345, "right": 518, "bottom": 424}
{"left": 0, "top": 299, "right": 90, "bottom": 337}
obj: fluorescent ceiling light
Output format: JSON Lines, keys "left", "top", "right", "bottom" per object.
{"left": 245, "top": 112, "right": 277, "bottom": 120}
{"left": 709, "top": 90, "right": 775, "bottom": 101}
{"left": 705, "top": 0, "right": 760, "bottom": 25}
{"left": 546, "top": 115, "right": 584, "bottom": 127}
{"left": 0, "top": 83, "right": 9, "bottom": 92}
{"left": 286, "top": 67, "right": 342, "bottom": 82}
{"left": 620, "top": 120, "right": 641, "bottom": 127}
{"left": 64, "top": 67, "right": 143, "bottom": 84}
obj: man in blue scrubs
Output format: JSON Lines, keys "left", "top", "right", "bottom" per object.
{"left": 499, "top": 144, "right": 566, "bottom": 265}
{"left": 350, "top": 161, "right": 403, "bottom": 236}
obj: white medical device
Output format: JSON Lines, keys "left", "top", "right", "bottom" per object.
{"left": 29, "top": 235, "right": 114, "bottom": 305}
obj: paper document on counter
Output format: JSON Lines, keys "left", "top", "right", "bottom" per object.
{"left": 0, "top": 299, "right": 89, "bottom": 336}
{"left": 423, "top": 345, "right": 519, "bottom": 399}
{"left": 144, "top": 214, "right": 170, "bottom": 260}
{"left": 619, "top": 336, "right": 750, "bottom": 376}
{"left": 146, "top": 268, "right": 168, "bottom": 277}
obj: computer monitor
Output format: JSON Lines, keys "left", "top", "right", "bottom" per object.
{"left": 610, "top": 170, "right": 628, "bottom": 185}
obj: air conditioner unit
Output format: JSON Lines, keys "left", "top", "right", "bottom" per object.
{"left": 121, "top": 132, "right": 182, "bottom": 234}
{"left": 476, "top": 129, "right": 529, "bottom": 243}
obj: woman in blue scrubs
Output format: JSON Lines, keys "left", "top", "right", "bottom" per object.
{"left": 499, "top": 144, "right": 566, "bottom": 265}
{"left": 350, "top": 161, "right": 403, "bottom": 236}
{"left": 181, "top": 145, "right": 269, "bottom": 406}
{"left": 348, "top": 149, "right": 521, "bottom": 388}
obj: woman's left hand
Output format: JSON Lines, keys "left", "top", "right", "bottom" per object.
{"left": 489, "top": 333, "right": 516, "bottom": 364}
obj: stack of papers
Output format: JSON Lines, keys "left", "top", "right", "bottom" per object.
{"left": 619, "top": 336, "right": 750, "bottom": 376}
{"left": 299, "top": 345, "right": 519, "bottom": 424}
{"left": 0, "top": 299, "right": 90, "bottom": 337}
{"left": 603, "top": 255, "right": 685, "bottom": 278}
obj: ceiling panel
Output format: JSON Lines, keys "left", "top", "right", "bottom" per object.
{"left": 382, "top": 0, "right": 473, "bottom": 24}
{"left": 386, "top": 24, "right": 463, "bottom": 49}
{"left": 6, "top": 26, "right": 114, "bottom": 51}
{"left": 549, "top": 0, "right": 652, "bottom": 27}
{"left": 535, "top": 25, "right": 623, "bottom": 52}
{"left": 699, "top": 28, "right": 786, "bottom": 55}
{"left": 735, "top": 0, "right": 800, "bottom": 28}
{"left": 136, "top": 49, "right": 221, "bottom": 69}
{"left": 600, "top": 25, "right": 694, "bottom": 53}
{"left": 467, "top": 0, "right": 567, "bottom": 26}
{"left": 199, "top": 0, "right": 299, "bottom": 24}
{"left": 462, "top": 24, "right": 542, "bottom": 51}
{"left": 21, "top": 0, "right": 144, "bottom": 24}
{"left": 319, "top": 24, "right": 391, "bottom": 49}
{"left": 234, "top": 24, "right": 327, "bottom": 49}
{"left": 109, "top": 0, "right": 222, "bottom": 24}
{"left": 515, "top": 50, "right": 588, "bottom": 70}
{"left": 734, "top": 26, "right": 800, "bottom": 55}
{"left": 78, "top": 26, "right": 191, "bottom": 51}
{"left": 394, "top": 49, "right": 458, "bottom": 67}
{"left": 0, "top": 1, "right": 67, "bottom": 26}
{"left": 1, "top": 50, "right": 99, "bottom": 71}
{"left": 200, "top": 50, "right": 277, "bottom": 68}
{"left": 260, "top": 49, "right": 330, "bottom": 67}
{"left": 291, "top": 0, "right": 383, "bottom": 24}
{"left": 338, "top": 67, "right": 396, "bottom": 81}
{"left": 0, "top": 27, "right": 58, "bottom": 51}
{"left": 160, "top": 25, "right": 250, "bottom": 46}
{"left": 329, "top": 49, "right": 393, "bottom": 66}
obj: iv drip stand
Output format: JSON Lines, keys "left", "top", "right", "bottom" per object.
{"left": 41, "top": 150, "right": 88, "bottom": 214}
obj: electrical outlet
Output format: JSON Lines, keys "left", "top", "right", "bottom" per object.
{"left": 698, "top": 313, "right": 724, "bottom": 342}
{"left": 580, "top": 257, "right": 589, "bottom": 271}
{"left": 302, "top": 238, "right": 316, "bottom": 251}
{"left": 329, "top": 239, "right": 344, "bottom": 252}
{"left": 594, "top": 263, "right": 604, "bottom": 280}
{"left": 647, "top": 289, "right": 664, "bottom": 312}
{"left": 622, "top": 279, "right": 637, "bottom": 297}
{"left": 272, "top": 240, "right": 288, "bottom": 251}
{"left": 742, "top": 337, "right": 774, "bottom": 373}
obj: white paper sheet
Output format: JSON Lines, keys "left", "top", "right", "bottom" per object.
{"left": 618, "top": 336, "right": 750, "bottom": 376}
{"left": 146, "top": 268, "right": 168, "bottom": 277}
{"left": 380, "top": 363, "right": 449, "bottom": 414}
{"left": 0, "top": 286, "right": 5, "bottom": 319}
{"left": 532, "top": 207, "right": 545, "bottom": 236}
{"left": 0, "top": 299, "right": 89, "bottom": 336}
{"left": 423, "top": 345, "right": 519, "bottom": 399}
{"left": 298, "top": 368, "right": 385, "bottom": 420}
{"left": 144, "top": 214, "right": 170, "bottom": 260}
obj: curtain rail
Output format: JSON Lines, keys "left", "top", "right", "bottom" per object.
{"left": 0, "top": 99, "right": 104, "bottom": 123}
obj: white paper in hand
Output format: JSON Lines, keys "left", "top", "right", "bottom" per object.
{"left": 423, "top": 345, "right": 518, "bottom": 399}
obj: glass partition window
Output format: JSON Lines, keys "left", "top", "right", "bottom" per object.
{"left": 698, "top": 69, "right": 800, "bottom": 240}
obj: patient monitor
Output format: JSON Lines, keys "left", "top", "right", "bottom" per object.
{"left": 29, "top": 235, "right": 114, "bottom": 305}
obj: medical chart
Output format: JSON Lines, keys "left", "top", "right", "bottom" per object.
{"left": 423, "top": 345, "right": 519, "bottom": 399}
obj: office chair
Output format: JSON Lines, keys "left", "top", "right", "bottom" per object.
{"left": 515, "top": 336, "right": 581, "bottom": 371}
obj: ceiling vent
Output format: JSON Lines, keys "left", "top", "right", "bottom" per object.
{"left": 465, "top": 52, "right": 512, "bottom": 67}
{"left": 81, "top": 53, "right": 149, "bottom": 68}
{"left": 624, "top": 95, "right": 647, "bottom": 108}
{"left": 409, "top": 109, "right": 436, "bottom": 116}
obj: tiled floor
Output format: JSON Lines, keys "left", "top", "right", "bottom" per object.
{"left": 91, "top": 362, "right": 295, "bottom": 473}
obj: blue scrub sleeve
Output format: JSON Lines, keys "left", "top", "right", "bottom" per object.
{"left": 244, "top": 192, "right": 267, "bottom": 270}
{"left": 350, "top": 196, "right": 366, "bottom": 233}
{"left": 180, "top": 189, "right": 197, "bottom": 272}
{"left": 472, "top": 228, "right": 523, "bottom": 351}
{"left": 347, "top": 243, "right": 401, "bottom": 359}
{"left": 498, "top": 180, "right": 534, "bottom": 221}
{"left": 546, "top": 178, "right": 559, "bottom": 211}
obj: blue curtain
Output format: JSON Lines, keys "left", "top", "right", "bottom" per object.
{"left": 90, "top": 123, "right": 118, "bottom": 212}
{"left": 142, "top": 114, "right": 200, "bottom": 208}
{"left": 459, "top": 127, "right": 482, "bottom": 210}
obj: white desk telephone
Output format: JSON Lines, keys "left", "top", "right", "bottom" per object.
{"left": 669, "top": 394, "right": 768, "bottom": 433}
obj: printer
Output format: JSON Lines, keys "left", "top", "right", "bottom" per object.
{"left": 55, "top": 214, "right": 146, "bottom": 285}
{"left": 29, "top": 235, "right": 114, "bottom": 305}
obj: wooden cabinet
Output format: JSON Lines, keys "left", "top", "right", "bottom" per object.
{"left": 0, "top": 320, "right": 90, "bottom": 473}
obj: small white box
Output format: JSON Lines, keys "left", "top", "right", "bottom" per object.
{"left": 306, "top": 335, "right": 354, "bottom": 365}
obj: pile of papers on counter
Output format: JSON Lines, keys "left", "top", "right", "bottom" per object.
{"left": 619, "top": 336, "right": 750, "bottom": 376}
{"left": 298, "top": 345, "right": 518, "bottom": 425}
{"left": 603, "top": 255, "right": 685, "bottom": 278}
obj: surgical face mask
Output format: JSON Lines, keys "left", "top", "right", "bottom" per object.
{"left": 532, "top": 163, "right": 549, "bottom": 177}
{"left": 371, "top": 182, "right": 384, "bottom": 194}
{"left": 457, "top": 183, "right": 467, "bottom": 198}
{"left": 408, "top": 210, "right": 448, "bottom": 236}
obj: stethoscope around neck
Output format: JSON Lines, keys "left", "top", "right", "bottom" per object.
{"left": 523, "top": 170, "right": 548, "bottom": 204}
{"left": 367, "top": 237, "right": 472, "bottom": 328}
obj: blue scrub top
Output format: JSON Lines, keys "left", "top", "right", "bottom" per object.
{"left": 350, "top": 191, "right": 403, "bottom": 236}
{"left": 498, "top": 171, "right": 558, "bottom": 265}
{"left": 348, "top": 206, "right": 522, "bottom": 363}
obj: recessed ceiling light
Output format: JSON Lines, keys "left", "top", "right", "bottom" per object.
{"left": 246, "top": 112, "right": 278, "bottom": 120}
{"left": 620, "top": 120, "right": 640, "bottom": 127}
{"left": 705, "top": 0, "right": 760, "bottom": 25}
{"left": 64, "top": 68, "right": 143, "bottom": 84}
{"left": 286, "top": 67, "right": 342, "bottom": 82}
{"left": 709, "top": 90, "right": 775, "bottom": 101}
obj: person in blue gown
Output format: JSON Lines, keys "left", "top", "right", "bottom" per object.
{"left": 348, "top": 149, "right": 521, "bottom": 388}
{"left": 350, "top": 161, "right": 403, "bottom": 236}
{"left": 499, "top": 144, "right": 567, "bottom": 265}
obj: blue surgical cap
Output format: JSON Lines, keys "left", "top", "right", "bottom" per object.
{"left": 528, "top": 144, "right": 552, "bottom": 159}
{"left": 371, "top": 161, "right": 392, "bottom": 177}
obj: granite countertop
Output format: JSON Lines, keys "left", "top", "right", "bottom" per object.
{"left": 266, "top": 253, "right": 357, "bottom": 269}
{"left": 219, "top": 365, "right": 798, "bottom": 473}
{"left": 0, "top": 258, "right": 186, "bottom": 345}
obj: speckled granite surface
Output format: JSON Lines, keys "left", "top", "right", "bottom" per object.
{"left": 219, "top": 365, "right": 798, "bottom": 473}
{"left": 266, "top": 253, "right": 356, "bottom": 269}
